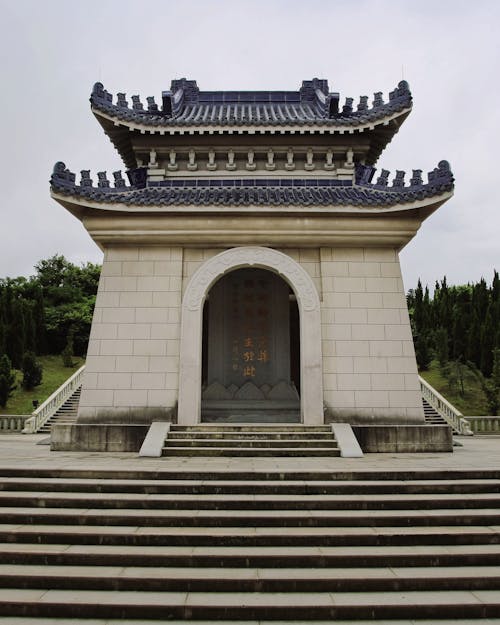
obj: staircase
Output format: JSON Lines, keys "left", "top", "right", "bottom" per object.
{"left": 0, "top": 466, "right": 499, "bottom": 621}
{"left": 163, "top": 424, "right": 340, "bottom": 457}
{"left": 38, "top": 385, "right": 81, "bottom": 434}
{"left": 422, "top": 397, "right": 460, "bottom": 435}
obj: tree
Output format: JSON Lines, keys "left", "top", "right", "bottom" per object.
{"left": 0, "top": 354, "right": 16, "bottom": 408}
{"left": 21, "top": 352, "right": 43, "bottom": 391}
{"left": 61, "top": 327, "right": 75, "bottom": 368}
{"left": 467, "top": 350, "right": 500, "bottom": 416}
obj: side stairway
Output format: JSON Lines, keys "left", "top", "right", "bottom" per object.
{"left": 163, "top": 424, "right": 341, "bottom": 457}
{"left": 423, "top": 397, "right": 459, "bottom": 433}
{"left": 0, "top": 466, "right": 499, "bottom": 621}
{"left": 38, "top": 386, "right": 81, "bottom": 434}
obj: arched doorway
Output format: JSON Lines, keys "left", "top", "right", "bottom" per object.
{"left": 201, "top": 267, "right": 300, "bottom": 422}
{"left": 178, "top": 247, "right": 323, "bottom": 425}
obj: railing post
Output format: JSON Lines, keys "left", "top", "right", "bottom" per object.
{"left": 22, "top": 365, "right": 86, "bottom": 434}
{"left": 419, "top": 375, "right": 473, "bottom": 436}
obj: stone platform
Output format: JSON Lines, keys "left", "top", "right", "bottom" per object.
{"left": 0, "top": 434, "right": 500, "bottom": 622}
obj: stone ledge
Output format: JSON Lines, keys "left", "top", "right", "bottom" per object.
{"left": 50, "top": 424, "right": 150, "bottom": 452}
{"left": 352, "top": 425, "right": 453, "bottom": 453}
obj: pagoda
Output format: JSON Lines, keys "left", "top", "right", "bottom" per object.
{"left": 50, "top": 77, "right": 454, "bottom": 452}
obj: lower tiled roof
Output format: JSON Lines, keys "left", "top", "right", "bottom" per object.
{"left": 50, "top": 162, "right": 453, "bottom": 209}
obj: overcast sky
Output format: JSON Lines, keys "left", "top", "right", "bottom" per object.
{"left": 1, "top": 0, "right": 498, "bottom": 291}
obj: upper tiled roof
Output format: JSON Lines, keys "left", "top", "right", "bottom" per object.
{"left": 50, "top": 161, "right": 453, "bottom": 209}
{"left": 90, "top": 78, "right": 412, "bottom": 128}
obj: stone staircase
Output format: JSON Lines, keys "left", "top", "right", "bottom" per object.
{"left": 163, "top": 424, "right": 341, "bottom": 457}
{"left": 38, "top": 385, "right": 81, "bottom": 434}
{"left": 0, "top": 466, "right": 499, "bottom": 621}
{"left": 422, "top": 397, "right": 459, "bottom": 433}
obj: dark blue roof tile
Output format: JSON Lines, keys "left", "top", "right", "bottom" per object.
{"left": 90, "top": 79, "right": 411, "bottom": 129}
{"left": 50, "top": 161, "right": 453, "bottom": 209}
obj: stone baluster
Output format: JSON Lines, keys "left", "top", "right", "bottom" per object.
{"left": 344, "top": 148, "right": 354, "bottom": 169}
{"left": 285, "top": 148, "right": 295, "bottom": 171}
{"left": 246, "top": 149, "right": 256, "bottom": 171}
{"left": 167, "top": 149, "right": 178, "bottom": 172}
{"left": 324, "top": 149, "right": 335, "bottom": 171}
{"left": 304, "top": 148, "right": 315, "bottom": 171}
{"left": 265, "top": 149, "right": 275, "bottom": 171}
{"left": 187, "top": 149, "right": 198, "bottom": 171}
{"left": 207, "top": 149, "right": 217, "bottom": 171}
{"left": 148, "top": 149, "right": 158, "bottom": 169}
{"left": 226, "top": 149, "right": 237, "bottom": 171}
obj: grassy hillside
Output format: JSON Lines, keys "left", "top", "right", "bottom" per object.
{"left": 419, "top": 360, "right": 490, "bottom": 416}
{"left": 0, "top": 355, "right": 84, "bottom": 415}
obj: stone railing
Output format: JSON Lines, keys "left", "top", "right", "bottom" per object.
{"left": 22, "top": 365, "right": 85, "bottom": 434}
{"left": 465, "top": 417, "right": 500, "bottom": 435}
{"left": 0, "top": 414, "right": 30, "bottom": 432}
{"left": 419, "top": 376, "right": 473, "bottom": 436}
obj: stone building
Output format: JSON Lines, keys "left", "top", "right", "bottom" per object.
{"left": 50, "top": 77, "right": 454, "bottom": 451}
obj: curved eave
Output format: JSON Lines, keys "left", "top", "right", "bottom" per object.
{"left": 51, "top": 187, "right": 452, "bottom": 222}
{"left": 92, "top": 106, "right": 412, "bottom": 170}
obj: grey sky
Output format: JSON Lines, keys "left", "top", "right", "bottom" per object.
{"left": 1, "top": 0, "right": 498, "bottom": 291}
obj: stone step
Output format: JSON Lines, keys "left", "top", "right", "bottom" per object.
{"left": 2, "top": 467, "right": 500, "bottom": 481}
{"left": 0, "top": 616, "right": 500, "bottom": 625}
{"left": 163, "top": 438, "right": 338, "bottom": 448}
{"left": 1, "top": 563, "right": 499, "bottom": 593}
{"left": 2, "top": 476, "right": 500, "bottom": 494}
{"left": 167, "top": 431, "right": 335, "bottom": 439}
{"left": 162, "top": 446, "right": 341, "bottom": 457}
{"left": 171, "top": 424, "right": 333, "bottom": 432}
{"left": 2, "top": 542, "right": 500, "bottom": 569}
{"left": 0, "top": 587, "right": 499, "bottom": 620}
{"left": 2, "top": 506, "right": 500, "bottom": 527}
{"left": 1, "top": 524, "right": 498, "bottom": 547}
{"left": 2, "top": 491, "right": 500, "bottom": 510}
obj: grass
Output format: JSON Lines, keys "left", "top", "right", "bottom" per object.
{"left": 419, "top": 360, "right": 490, "bottom": 416}
{"left": 0, "top": 355, "right": 84, "bottom": 415}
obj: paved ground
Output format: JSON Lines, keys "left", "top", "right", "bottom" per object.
{"left": 1, "top": 433, "right": 500, "bottom": 473}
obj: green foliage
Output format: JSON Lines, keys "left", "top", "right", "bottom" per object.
{"left": 0, "top": 355, "right": 84, "bottom": 415}
{"left": 0, "top": 354, "right": 16, "bottom": 408}
{"left": 408, "top": 271, "right": 500, "bottom": 382}
{"left": 21, "top": 351, "right": 43, "bottom": 391}
{"left": 0, "top": 255, "right": 100, "bottom": 360}
{"left": 420, "top": 360, "right": 489, "bottom": 416}
{"left": 61, "top": 327, "right": 75, "bottom": 368}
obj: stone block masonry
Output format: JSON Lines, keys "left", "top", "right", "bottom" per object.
{"left": 78, "top": 246, "right": 183, "bottom": 423}
{"left": 320, "top": 247, "right": 423, "bottom": 424}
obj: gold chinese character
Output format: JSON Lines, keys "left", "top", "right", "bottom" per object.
{"left": 243, "top": 365, "right": 256, "bottom": 377}
{"left": 257, "top": 349, "right": 269, "bottom": 363}
{"left": 243, "top": 351, "right": 254, "bottom": 362}
{"left": 244, "top": 337, "right": 253, "bottom": 348}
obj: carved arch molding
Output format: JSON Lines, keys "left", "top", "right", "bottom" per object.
{"left": 177, "top": 247, "right": 324, "bottom": 425}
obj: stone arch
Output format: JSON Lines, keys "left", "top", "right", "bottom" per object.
{"left": 177, "top": 247, "right": 323, "bottom": 425}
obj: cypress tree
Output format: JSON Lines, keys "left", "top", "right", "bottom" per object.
{"left": 21, "top": 351, "right": 43, "bottom": 391}
{"left": 0, "top": 354, "right": 16, "bottom": 408}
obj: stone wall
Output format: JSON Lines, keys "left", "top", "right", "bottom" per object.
{"left": 78, "top": 244, "right": 422, "bottom": 426}
{"left": 319, "top": 247, "right": 423, "bottom": 424}
{"left": 78, "top": 246, "right": 183, "bottom": 423}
